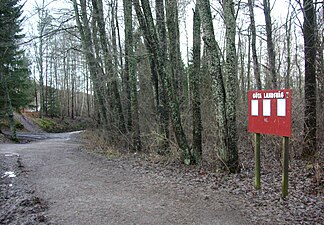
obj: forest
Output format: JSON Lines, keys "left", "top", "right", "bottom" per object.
{"left": 1, "top": 0, "right": 323, "bottom": 176}
{"left": 0, "top": 0, "right": 323, "bottom": 223}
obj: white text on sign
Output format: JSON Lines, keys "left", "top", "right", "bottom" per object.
{"left": 252, "top": 91, "right": 286, "bottom": 99}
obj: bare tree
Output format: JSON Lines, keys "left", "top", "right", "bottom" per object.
{"left": 72, "top": 0, "right": 109, "bottom": 128}
{"left": 133, "top": 0, "right": 191, "bottom": 164}
{"left": 92, "top": 0, "right": 126, "bottom": 134}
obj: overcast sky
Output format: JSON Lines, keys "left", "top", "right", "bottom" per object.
{"left": 21, "top": 0, "right": 303, "bottom": 64}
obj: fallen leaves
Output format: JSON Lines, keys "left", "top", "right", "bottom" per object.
{"left": 126, "top": 152, "right": 323, "bottom": 224}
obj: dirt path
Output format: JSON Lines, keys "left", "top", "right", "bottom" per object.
{"left": 0, "top": 132, "right": 251, "bottom": 225}
{"left": 13, "top": 112, "right": 44, "bottom": 133}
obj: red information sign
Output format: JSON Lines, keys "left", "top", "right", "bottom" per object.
{"left": 248, "top": 89, "right": 292, "bottom": 137}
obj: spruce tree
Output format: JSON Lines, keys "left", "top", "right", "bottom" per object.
{"left": 0, "top": 0, "right": 33, "bottom": 139}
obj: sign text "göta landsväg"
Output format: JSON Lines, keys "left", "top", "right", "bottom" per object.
{"left": 252, "top": 91, "right": 289, "bottom": 99}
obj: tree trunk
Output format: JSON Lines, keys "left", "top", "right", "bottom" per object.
{"left": 38, "top": 28, "right": 45, "bottom": 118}
{"left": 198, "top": 0, "right": 228, "bottom": 169}
{"left": 45, "top": 45, "right": 49, "bottom": 116}
{"left": 123, "top": 0, "right": 141, "bottom": 150}
{"left": 248, "top": 0, "right": 262, "bottom": 90}
{"left": 166, "top": 0, "right": 182, "bottom": 96}
{"left": 285, "top": 6, "right": 292, "bottom": 89}
{"left": 247, "top": 29, "right": 251, "bottom": 91}
{"left": 155, "top": 0, "right": 170, "bottom": 153}
{"left": 33, "top": 66, "right": 38, "bottom": 112}
{"left": 191, "top": 4, "right": 202, "bottom": 164}
{"left": 317, "top": 30, "right": 323, "bottom": 130}
{"left": 239, "top": 33, "right": 246, "bottom": 100}
{"left": 263, "top": 0, "right": 277, "bottom": 89}
{"left": 302, "top": 0, "right": 317, "bottom": 158}
{"left": 165, "top": 0, "right": 191, "bottom": 164}
{"left": 223, "top": 0, "right": 239, "bottom": 172}
{"left": 71, "top": 56, "right": 76, "bottom": 119}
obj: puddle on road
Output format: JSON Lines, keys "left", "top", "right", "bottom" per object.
{"left": 4, "top": 153, "right": 20, "bottom": 157}
{"left": 69, "top": 130, "right": 85, "bottom": 134}
{"left": 65, "top": 130, "right": 85, "bottom": 140}
{"left": 1, "top": 171, "right": 16, "bottom": 178}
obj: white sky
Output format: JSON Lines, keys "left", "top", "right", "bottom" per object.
{"left": 21, "top": 0, "right": 304, "bottom": 63}
{"left": 22, "top": 0, "right": 297, "bottom": 35}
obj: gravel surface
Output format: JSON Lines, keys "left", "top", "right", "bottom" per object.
{"left": 0, "top": 152, "right": 47, "bottom": 224}
{"left": 0, "top": 132, "right": 251, "bottom": 225}
{"left": 1, "top": 131, "right": 322, "bottom": 224}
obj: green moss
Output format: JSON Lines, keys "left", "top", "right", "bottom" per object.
{"left": 34, "top": 118, "right": 56, "bottom": 132}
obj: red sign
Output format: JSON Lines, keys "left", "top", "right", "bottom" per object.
{"left": 248, "top": 89, "right": 292, "bottom": 137}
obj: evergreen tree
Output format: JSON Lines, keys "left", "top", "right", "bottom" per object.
{"left": 0, "top": 56, "right": 33, "bottom": 111}
{"left": 0, "top": 0, "right": 33, "bottom": 138}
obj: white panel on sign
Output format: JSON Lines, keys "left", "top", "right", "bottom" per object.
{"left": 277, "top": 99, "right": 286, "bottom": 116}
{"left": 251, "top": 100, "right": 258, "bottom": 116}
{"left": 263, "top": 99, "right": 271, "bottom": 116}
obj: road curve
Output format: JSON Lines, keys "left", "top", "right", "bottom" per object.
{"left": 0, "top": 132, "right": 251, "bottom": 225}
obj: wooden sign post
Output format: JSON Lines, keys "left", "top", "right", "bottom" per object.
{"left": 248, "top": 89, "right": 292, "bottom": 197}
{"left": 255, "top": 133, "right": 261, "bottom": 190}
{"left": 282, "top": 136, "right": 289, "bottom": 197}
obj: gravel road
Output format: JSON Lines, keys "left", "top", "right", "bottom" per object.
{"left": 0, "top": 132, "right": 251, "bottom": 225}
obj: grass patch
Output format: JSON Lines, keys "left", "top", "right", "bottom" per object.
{"left": 33, "top": 118, "right": 56, "bottom": 132}
{"left": 32, "top": 116, "right": 91, "bottom": 133}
